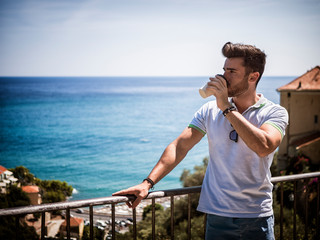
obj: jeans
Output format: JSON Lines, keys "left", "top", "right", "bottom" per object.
{"left": 205, "top": 214, "right": 274, "bottom": 240}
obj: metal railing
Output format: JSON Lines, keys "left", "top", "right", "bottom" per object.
{"left": 0, "top": 172, "right": 319, "bottom": 240}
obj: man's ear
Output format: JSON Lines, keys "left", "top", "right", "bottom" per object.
{"left": 249, "top": 72, "right": 260, "bottom": 83}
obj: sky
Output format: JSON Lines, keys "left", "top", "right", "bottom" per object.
{"left": 0, "top": 0, "right": 319, "bottom": 77}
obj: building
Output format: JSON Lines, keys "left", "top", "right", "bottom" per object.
{"left": 277, "top": 66, "right": 320, "bottom": 170}
{"left": 22, "top": 185, "right": 42, "bottom": 205}
{"left": 0, "top": 165, "right": 19, "bottom": 194}
{"left": 60, "top": 216, "right": 84, "bottom": 240}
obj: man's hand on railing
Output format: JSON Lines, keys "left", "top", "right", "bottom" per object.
{"left": 112, "top": 181, "right": 151, "bottom": 209}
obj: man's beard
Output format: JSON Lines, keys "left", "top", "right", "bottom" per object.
{"left": 227, "top": 74, "right": 250, "bottom": 97}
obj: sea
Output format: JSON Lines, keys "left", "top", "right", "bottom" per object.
{"left": 0, "top": 76, "right": 294, "bottom": 200}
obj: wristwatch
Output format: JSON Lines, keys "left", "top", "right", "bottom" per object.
{"left": 222, "top": 106, "right": 237, "bottom": 116}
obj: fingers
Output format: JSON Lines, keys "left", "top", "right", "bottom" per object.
{"left": 112, "top": 189, "right": 128, "bottom": 196}
{"left": 112, "top": 188, "right": 144, "bottom": 209}
{"left": 117, "top": 193, "right": 141, "bottom": 209}
{"left": 131, "top": 197, "right": 143, "bottom": 209}
{"left": 126, "top": 201, "right": 132, "bottom": 208}
{"left": 208, "top": 75, "right": 227, "bottom": 88}
{"left": 114, "top": 190, "right": 138, "bottom": 209}
{"left": 125, "top": 197, "right": 142, "bottom": 209}
{"left": 112, "top": 187, "right": 136, "bottom": 196}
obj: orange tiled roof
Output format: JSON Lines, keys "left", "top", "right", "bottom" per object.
{"left": 0, "top": 165, "right": 7, "bottom": 174}
{"left": 22, "top": 185, "right": 40, "bottom": 193}
{"left": 62, "top": 217, "right": 84, "bottom": 227}
{"left": 277, "top": 66, "right": 320, "bottom": 92}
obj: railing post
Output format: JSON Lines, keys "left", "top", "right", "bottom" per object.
{"left": 170, "top": 196, "right": 174, "bottom": 240}
{"left": 316, "top": 177, "right": 320, "bottom": 239}
{"left": 293, "top": 181, "right": 297, "bottom": 240}
{"left": 187, "top": 194, "right": 191, "bottom": 240}
{"left": 41, "top": 212, "right": 46, "bottom": 240}
{"left": 305, "top": 183, "right": 309, "bottom": 240}
{"left": 204, "top": 213, "right": 207, "bottom": 238}
{"left": 280, "top": 182, "right": 284, "bottom": 240}
{"left": 89, "top": 205, "right": 94, "bottom": 240}
{"left": 152, "top": 198, "right": 155, "bottom": 240}
{"left": 133, "top": 207, "right": 137, "bottom": 240}
{"left": 112, "top": 203, "right": 115, "bottom": 240}
{"left": 66, "top": 208, "right": 70, "bottom": 240}
{"left": 317, "top": 177, "right": 320, "bottom": 240}
{"left": 15, "top": 216, "right": 19, "bottom": 240}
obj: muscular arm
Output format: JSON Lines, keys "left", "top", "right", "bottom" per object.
{"left": 112, "top": 127, "right": 204, "bottom": 208}
{"left": 225, "top": 111, "right": 282, "bottom": 157}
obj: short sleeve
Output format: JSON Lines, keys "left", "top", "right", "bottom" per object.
{"left": 264, "top": 105, "right": 289, "bottom": 138}
{"left": 189, "top": 103, "right": 209, "bottom": 135}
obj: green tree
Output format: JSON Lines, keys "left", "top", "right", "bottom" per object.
{"left": 273, "top": 152, "right": 319, "bottom": 240}
{"left": 0, "top": 185, "right": 38, "bottom": 240}
{"left": 10, "top": 166, "right": 73, "bottom": 204}
{"left": 1, "top": 166, "right": 73, "bottom": 239}
{"left": 9, "top": 166, "right": 36, "bottom": 186}
{"left": 82, "top": 225, "right": 104, "bottom": 240}
{"left": 0, "top": 216, "right": 39, "bottom": 240}
{"left": 37, "top": 179, "right": 73, "bottom": 203}
{"left": 2, "top": 185, "right": 30, "bottom": 208}
{"left": 142, "top": 203, "right": 164, "bottom": 219}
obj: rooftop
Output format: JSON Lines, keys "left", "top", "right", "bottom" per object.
{"left": 61, "top": 216, "right": 84, "bottom": 227}
{"left": 22, "top": 185, "right": 40, "bottom": 193}
{"left": 277, "top": 65, "right": 320, "bottom": 92}
{"left": 0, "top": 165, "right": 7, "bottom": 174}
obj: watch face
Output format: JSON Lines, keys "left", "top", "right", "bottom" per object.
{"left": 223, "top": 106, "right": 236, "bottom": 116}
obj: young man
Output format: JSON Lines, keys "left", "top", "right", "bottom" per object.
{"left": 113, "top": 42, "right": 288, "bottom": 239}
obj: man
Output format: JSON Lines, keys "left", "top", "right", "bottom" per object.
{"left": 113, "top": 42, "right": 288, "bottom": 239}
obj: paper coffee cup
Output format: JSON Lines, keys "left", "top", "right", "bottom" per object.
{"left": 199, "top": 84, "right": 209, "bottom": 98}
{"left": 199, "top": 74, "right": 227, "bottom": 98}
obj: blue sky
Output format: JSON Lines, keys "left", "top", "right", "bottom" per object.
{"left": 0, "top": 0, "right": 319, "bottom": 76}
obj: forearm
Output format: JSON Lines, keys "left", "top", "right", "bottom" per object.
{"left": 225, "top": 111, "right": 277, "bottom": 157}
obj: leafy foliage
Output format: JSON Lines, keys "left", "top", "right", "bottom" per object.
{"left": 0, "top": 166, "right": 73, "bottom": 239}
{"left": 0, "top": 185, "right": 38, "bottom": 240}
{"left": 273, "top": 152, "right": 319, "bottom": 240}
{"left": 9, "top": 166, "right": 36, "bottom": 186}
{"left": 82, "top": 225, "right": 105, "bottom": 240}
{"left": 0, "top": 216, "right": 39, "bottom": 240}
{"left": 9, "top": 166, "right": 73, "bottom": 204}
{"left": 36, "top": 179, "right": 73, "bottom": 203}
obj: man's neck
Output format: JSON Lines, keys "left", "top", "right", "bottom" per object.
{"left": 232, "top": 91, "right": 259, "bottom": 114}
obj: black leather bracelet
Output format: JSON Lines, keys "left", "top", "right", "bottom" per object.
{"left": 222, "top": 106, "right": 237, "bottom": 117}
{"left": 143, "top": 178, "right": 155, "bottom": 190}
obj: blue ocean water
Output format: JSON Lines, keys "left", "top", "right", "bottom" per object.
{"left": 0, "top": 76, "right": 294, "bottom": 200}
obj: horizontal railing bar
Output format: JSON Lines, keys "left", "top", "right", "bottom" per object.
{"left": 271, "top": 172, "right": 320, "bottom": 183}
{"left": 1, "top": 172, "right": 319, "bottom": 217}
{"left": 0, "top": 186, "right": 202, "bottom": 216}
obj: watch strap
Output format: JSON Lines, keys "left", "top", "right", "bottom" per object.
{"left": 222, "top": 106, "right": 237, "bottom": 116}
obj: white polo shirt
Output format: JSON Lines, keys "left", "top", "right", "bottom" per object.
{"left": 189, "top": 94, "right": 288, "bottom": 218}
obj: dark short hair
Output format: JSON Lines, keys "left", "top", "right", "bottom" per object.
{"left": 222, "top": 42, "right": 266, "bottom": 85}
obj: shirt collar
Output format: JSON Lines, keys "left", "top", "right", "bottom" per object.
{"left": 229, "top": 93, "right": 267, "bottom": 111}
{"left": 251, "top": 94, "right": 267, "bottom": 109}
